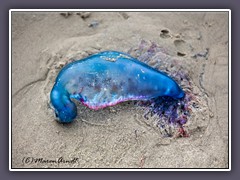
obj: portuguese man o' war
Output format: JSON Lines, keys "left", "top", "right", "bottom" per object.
{"left": 50, "top": 51, "right": 185, "bottom": 123}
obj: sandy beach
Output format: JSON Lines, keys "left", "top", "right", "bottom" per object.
{"left": 11, "top": 11, "right": 229, "bottom": 168}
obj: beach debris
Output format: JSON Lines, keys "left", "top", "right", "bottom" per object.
{"left": 192, "top": 48, "right": 209, "bottom": 60}
{"left": 88, "top": 21, "right": 99, "bottom": 28}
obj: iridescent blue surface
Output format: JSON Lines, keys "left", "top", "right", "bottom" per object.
{"left": 50, "top": 51, "right": 185, "bottom": 123}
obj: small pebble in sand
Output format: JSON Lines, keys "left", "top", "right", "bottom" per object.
{"left": 109, "top": 107, "right": 117, "bottom": 113}
{"left": 177, "top": 52, "right": 186, "bottom": 57}
{"left": 119, "top": 12, "right": 129, "bottom": 19}
{"left": 55, "top": 61, "right": 66, "bottom": 69}
{"left": 209, "top": 112, "right": 214, "bottom": 118}
{"left": 183, "top": 20, "right": 188, "bottom": 24}
{"left": 175, "top": 34, "right": 181, "bottom": 38}
{"left": 160, "top": 29, "right": 171, "bottom": 38}
{"left": 60, "top": 12, "right": 73, "bottom": 18}
{"left": 76, "top": 12, "right": 91, "bottom": 19}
